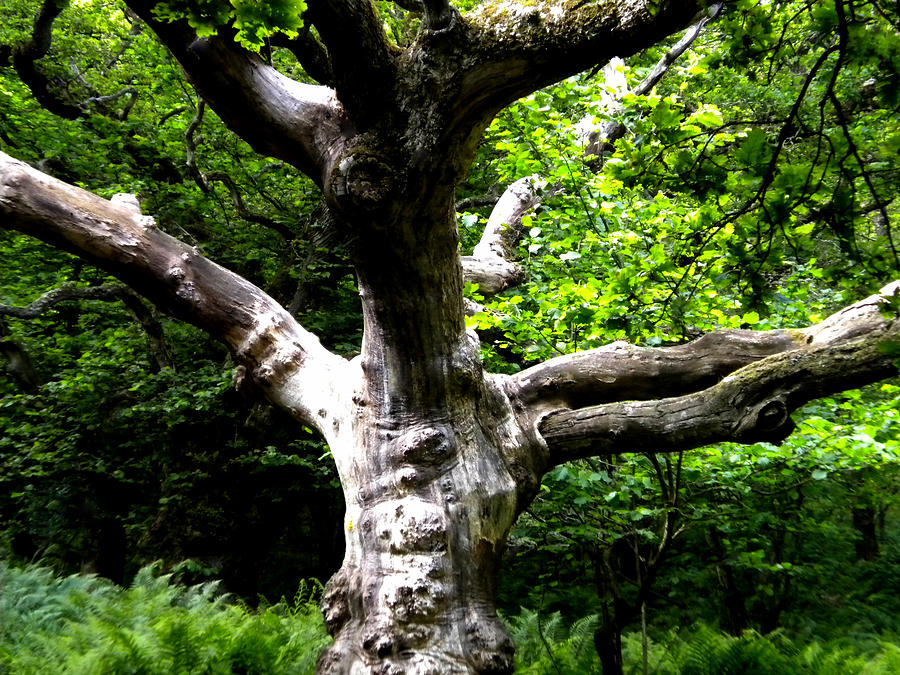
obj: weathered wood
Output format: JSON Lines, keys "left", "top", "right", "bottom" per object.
{"left": 461, "top": 176, "right": 542, "bottom": 295}
{"left": 537, "top": 283, "right": 900, "bottom": 461}
{"left": 5, "top": 1, "right": 899, "bottom": 672}
{"left": 0, "top": 151, "right": 348, "bottom": 436}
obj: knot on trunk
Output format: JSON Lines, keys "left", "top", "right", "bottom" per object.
{"left": 321, "top": 569, "right": 352, "bottom": 634}
{"left": 734, "top": 398, "right": 796, "bottom": 445}
{"left": 398, "top": 425, "right": 455, "bottom": 465}
{"left": 330, "top": 152, "right": 395, "bottom": 213}
{"left": 374, "top": 497, "right": 450, "bottom": 553}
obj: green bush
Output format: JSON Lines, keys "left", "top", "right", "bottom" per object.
{"left": 0, "top": 561, "right": 330, "bottom": 674}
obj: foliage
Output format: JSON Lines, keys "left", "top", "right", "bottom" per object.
{"left": 506, "top": 612, "right": 900, "bottom": 674}
{"left": 154, "top": 0, "right": 307, "bottom": 50}
{"left": 505, "top": 608, "right": 601, "bottom": 674}
{"left": 0, "top": 0, "right": 352, "bottom": 598}
{"left": 463, "top": 0, "right": 899, "bottom": 370}
{"left": 0, "top": 560, "right": 330, "bottom": 674}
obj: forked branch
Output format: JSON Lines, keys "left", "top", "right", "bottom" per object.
{"left": 461, "top": 175, "right": 544, "bottom": 295}
{"left": 126, "top": 1, "right": 348, "bottom": 186}
{"left": 304, "top": 0, "right": 399, "bottom": 118}
{"left": 531, "top": 283, "right": 900, "bottom": 463}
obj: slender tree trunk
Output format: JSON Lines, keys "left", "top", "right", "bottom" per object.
{"left": 594, "top": 626, "right": 624, "bottom": 675}
{"left": 852, "top": 506, "right": 880, "bottom": 561}
{"left": 641, "top": 601, "right": 649, "bottom": 675}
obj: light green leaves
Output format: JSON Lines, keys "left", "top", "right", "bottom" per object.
{"left": 154, "top": 0, "right": 307, "bottom": 50}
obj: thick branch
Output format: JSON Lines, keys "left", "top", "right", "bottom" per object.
{"left": 0, "top": 151, "right": 350, "bottom": 432}
{"left": 460, "top": 0, "right": 713, "bottom": 126}
{"left": 422, "top": 0, "right": 457, "bottom": 31}
{"left": 126, "top": 1, "right": 348, "bottom": 186}
{"left": 512, "top": 283, "right": 899, "bottom": 411}
{"left": 534, "top": 283, "right": 900, "bottom": 462}
{"left": 460, "top": 175, "right": 542, "bottom": 295}
{"left": 304, "top": 0, "right": 399, "bottom": 120}
{"left": 270, "top": 27, "right": 334, "bottom": 86}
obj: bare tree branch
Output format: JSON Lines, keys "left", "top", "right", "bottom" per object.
{"left": 0, "top": 150, "right": 351, "bottom": 433}
{"left": 513, "top": 283, "right": 900, "bottom": 412}
{"left": 455, "top": 195, "right": 499, "bottom": 212}
{"left": 158, "top": 105, "right": 189, "bottom": 126}
{"left": 126, "top": 1, "right": 348, "bottom": 187}
{"left": 2, "top": 0, "right": 145, "bottom": 121}
{"left": 83, "top": 87, "right": 140, "bottom": 121}
{"left": 0, "top": 282, "right": 174, "bottom": 371}
{"left": 205, "top": 171, "right": 296, "bottom": 240}
{"left": 182, "top": 100, "right": 297, "bottom": 240}
{"left": 0, "top": 283, "right": 129, "bottom": 319}
{"left": 2, "top": 0, "right": 83, "bottom": 120}
{"left": 532, "top": 282, "right": 900, "bottom": 462}
{"left": 581, "top": 2, "right": 723, "bottom": 156}
{"left": 461, "top": 175, "right": 543, "bottom": 295}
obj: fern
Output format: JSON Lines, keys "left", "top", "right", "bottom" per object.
{"left": 0, "top": 560, "right": 330, "bottom": 675}
{"left": 506, "top": 608, "right": 602, "bottom": 674}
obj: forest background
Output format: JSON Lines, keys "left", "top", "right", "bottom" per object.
{"left": 1, "top": 0, "right": 900, "bottom": 672}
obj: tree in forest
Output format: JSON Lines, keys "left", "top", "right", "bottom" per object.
{"left": 1, "top": 0, "right": 899, "bottom": 672}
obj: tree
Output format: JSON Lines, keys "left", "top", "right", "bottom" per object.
{"left": 1, "top": 0, "right": 899, "bottom": 672}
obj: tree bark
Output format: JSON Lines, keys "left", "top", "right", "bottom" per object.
{"left": 461, "top": 176, "right": 543, "bottom": 296}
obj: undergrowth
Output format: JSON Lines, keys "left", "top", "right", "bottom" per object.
{"left": 4, "top": 561, "right": 900, "bottom": 674}
{"left": 507, "top": 610, "right": 900, "bottom": 674}
{"left": 0, "top": 561, "right": 330, "bottom": 674}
